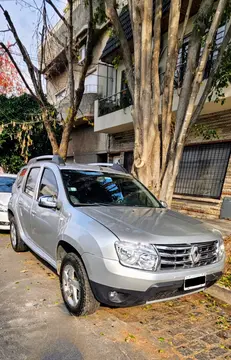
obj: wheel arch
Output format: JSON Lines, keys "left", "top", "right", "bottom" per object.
{"left": 56, "top": 240, "right": 84, "bottom": 275}
{"left": 8, "top": 209, "right": 14, "bottom": 220}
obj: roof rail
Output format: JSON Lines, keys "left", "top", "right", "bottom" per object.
{"left": 88, "top": 162, "right": 128, "bottom": 174}
{"left": 27, "top": 155, "right": 65, "bottom": 166}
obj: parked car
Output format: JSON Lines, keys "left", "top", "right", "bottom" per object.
{"left": 8, "top": 156, "right": 225, "bottom": 316}
{"left": 0, "top": 174, "right": 17, "bottom": 230}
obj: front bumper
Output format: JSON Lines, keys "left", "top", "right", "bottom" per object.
{"left": 82, "top": 252, "right": 225, "bottom": 307}
{"left": 90, "top": 272, "right": 222, "bottom": 307}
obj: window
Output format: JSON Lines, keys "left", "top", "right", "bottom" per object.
{"left": 38, "top": 168, "right": 58, "bottom": 199}
{"left": 61, "top": 170, "right": 161, "bottom": 208}
{"left": 16, "top": 168, "right": 27, "bottom": 188}
{"left": 84, "top": 71, "right": 98, "bottom": 93}
{"left": 24, "top": 168, "right": 40, "bottom": 198}
{"left": 0, "top": 177, "right": 16, "bottom": 193}
{"left": 175, "top": 25, "right": 226, "bottom": 87}
{"left": 175, "top": 143, "right": 231, "bottom": 199}
{"left": 78, "top": 45, "right": 86, "bottom": 63}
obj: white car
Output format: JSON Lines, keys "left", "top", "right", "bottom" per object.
{"left": 0, "top": 174, "right": 17, "bottom": 230}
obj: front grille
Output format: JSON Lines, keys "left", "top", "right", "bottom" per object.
{"left": 156, "top": 241, "right": 218, "bottom": 270}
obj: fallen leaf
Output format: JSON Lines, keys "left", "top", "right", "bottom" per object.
{"left": 47, "top": 273, "right": 56, "bottom": 279}
{"left": 20, "top": 270, "right": 28, "bottom": 273}
{"left": 158, "top": 337, "right": 165, "bottom": 343}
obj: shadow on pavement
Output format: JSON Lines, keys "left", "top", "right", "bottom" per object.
{"left": 40, "top": 339, "right": 83, "bottom": 360}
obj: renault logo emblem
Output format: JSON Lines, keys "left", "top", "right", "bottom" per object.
{"left": 190, "top": 245, "right": 201, "bottom": 264}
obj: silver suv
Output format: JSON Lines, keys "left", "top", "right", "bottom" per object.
{"left": 8, "top": 155, "right": 225, "bottom": 316}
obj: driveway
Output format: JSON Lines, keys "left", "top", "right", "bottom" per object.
{"left": 0, "top": 233, "right": 231, "bottom": 360}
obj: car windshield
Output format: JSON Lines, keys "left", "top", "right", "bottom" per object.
{"left": 61, "top": 170, "right": 161, "bottom": 208}
{"left": 0, "top": 177, "right": 15, "bottom": 193}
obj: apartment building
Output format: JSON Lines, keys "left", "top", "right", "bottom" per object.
{"left": 41, "top": 0, "right": 109, "bottom": 163}
{"left": 93, "top": 3, "right": 231, "bottom": 220}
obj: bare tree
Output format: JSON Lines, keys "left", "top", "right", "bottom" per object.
{"left": 105, "top": 0, "right": 231, "bottom": 204}
{"left": 0, "top": 0, "right": 95, "bottom": 159}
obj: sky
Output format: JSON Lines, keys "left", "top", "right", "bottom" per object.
{"left": 0, "top": 0, "right": 65, "bottom": 86}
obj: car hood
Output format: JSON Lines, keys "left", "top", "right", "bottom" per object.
{"left": 0, "top": 193, "right": 11, "bottom": 206}
{"left": 79, "top": 207, "right": 219, "bottom": 244}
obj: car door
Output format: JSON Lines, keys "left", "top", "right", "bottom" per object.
{"left": 30, "top": 167, "right": 60, "bottom": 258}
{"left": 18, "top": 167, "right": 41, "bottom": 240}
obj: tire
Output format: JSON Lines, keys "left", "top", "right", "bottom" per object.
{"left": 60, "top": 252, "right": 99, "bottom": 316}
{"left": 10, "top": 217, "right": 28, "bottom": 252}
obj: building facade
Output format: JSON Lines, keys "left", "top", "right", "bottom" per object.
{"left": 41, "top": 0, "right": 109, "bottom": 164}
{"left": 93, "top": 4, "right": 231, "bottom": 220}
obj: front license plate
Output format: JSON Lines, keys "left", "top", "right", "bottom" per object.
{"left": 184, "top": 274, "right": 206, "bottom": 291}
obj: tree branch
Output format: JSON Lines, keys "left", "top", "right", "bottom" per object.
{"left": 161, "top": 0, "right": 181, "bottom": 171}
{"left": 173, "top": 0, "right": 214, "bottom": 143}
{"left": 0, "top": 42, "right": 37, "bottom": 100}
{"left": 179, "top": 0, "right": 193, "bottom": 48}
{"left": 0, "top": 5, "right": 46, "bottom": 104}
{"left": 59, "top": 0, "right": 95, "bottom": 158}
{"left": 67, "top": 0, "right": 75, "bottom": 109}
{"left": 105, "top": 0, "right": 134, "bottom": 99}
{"left": 191, "top": 22, "right": 231, "bottom": 126}
{"left": 45, "top": 0, "right": 70, "bottom": 28}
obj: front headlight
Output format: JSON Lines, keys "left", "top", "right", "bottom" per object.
{"left": 0, "top": 204, "right": 7, "bottom": 212}
{"left": 115, "top": 241, "right": 160, "bottom": 271}
{"left": 217, "top": 238, "right": 225, "bottom": 261}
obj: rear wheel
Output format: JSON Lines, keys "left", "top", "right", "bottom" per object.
{"left": 60, "top": 252, "right": 99, "bottom": 316}
{"left": 10, "top": 217, "right": 28, "bottom": 252}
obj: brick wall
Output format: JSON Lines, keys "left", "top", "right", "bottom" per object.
{"left": 109, "top": 130, "right": 134, "bottom": 153}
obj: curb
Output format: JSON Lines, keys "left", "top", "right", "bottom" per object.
{"left": 206, "top": 284, "right": 231, "bottom": 305}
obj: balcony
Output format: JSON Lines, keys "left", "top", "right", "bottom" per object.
{"left": 39, "top": 0, "right": 101, "bottom": 74}
{"left": 57, "top": 84, "right": 100, "bottom": 122}
{"left": 94, "top": 88, "right": 133, "bottom": 133}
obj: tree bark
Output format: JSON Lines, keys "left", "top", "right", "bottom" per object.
{"left": 161, "top": 0, "right": 181, "bottom": 173}
{"left": 42, "top": 109, "right": 59, "bottom": 154}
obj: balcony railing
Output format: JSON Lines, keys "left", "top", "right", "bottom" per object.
{"left": 98, "top": 88, "right": 133, "bottom": 117}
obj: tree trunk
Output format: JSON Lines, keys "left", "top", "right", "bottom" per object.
{"left": 42, "top": 108, "right": 59, "bottom": 155}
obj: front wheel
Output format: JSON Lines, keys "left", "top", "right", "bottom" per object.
{"left": 60, "top": 252, "right": 99, "bottom": 316}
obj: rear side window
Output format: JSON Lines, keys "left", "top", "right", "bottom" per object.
{"left": 38, "top": 168, "right": 58, "bottom": 199}
{"left": 16, "top": 168, "right": 28, "bottom": 189}
{"left": 0, "top": 177, "right": 16, "bottom": 193}
{"left": 24, "top": 168, "right": 40, "bottom": 198}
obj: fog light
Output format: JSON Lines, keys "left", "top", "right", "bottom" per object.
{"left": 108, "top": 291, "right": 124, "bottom": 303}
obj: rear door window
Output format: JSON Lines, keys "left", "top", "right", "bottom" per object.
{"left": 0, "top": 177, "right": 16, "bottom": 193}
{"left": 16, "top": 168, "right": 28, "bottom": 189}
{"left": 24, "top": 168, "right": 40, "bottom": 198}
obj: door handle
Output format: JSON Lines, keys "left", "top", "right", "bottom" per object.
{"left": 18, "top": 201, "right": 23, "bottom": 206}
{"left": 31, "top": 211, "right": 36, "bottom": 216}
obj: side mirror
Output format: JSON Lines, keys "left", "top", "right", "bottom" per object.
{"left": 160, "top": 200, "right": 168, "bottom": 208}
{"left": 38, "top": 195, "right": 58, "bottom": 209}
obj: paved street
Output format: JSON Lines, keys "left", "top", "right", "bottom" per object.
{"left": 0, "top": 233, "right": 231, "bottom": 360}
